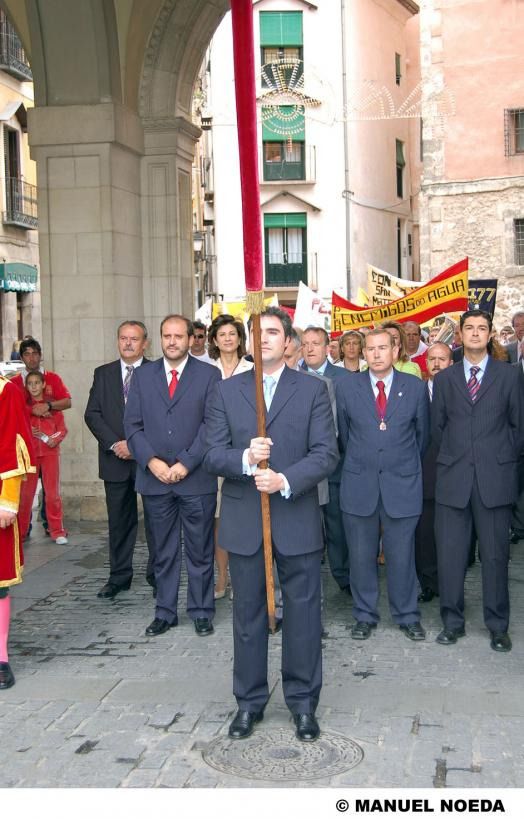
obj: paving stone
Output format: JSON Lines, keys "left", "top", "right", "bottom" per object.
{"left": 2, "top": 523, "right": 523, "bottom": 788}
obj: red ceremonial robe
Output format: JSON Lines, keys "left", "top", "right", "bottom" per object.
{"left": 0, "top": 376, "right": 35, "bottom": 587}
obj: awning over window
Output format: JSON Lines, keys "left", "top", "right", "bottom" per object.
{"left": 262, "top": 106, "right": 305, "bottom": 141}
{"left": 264, "top": 213, "right": 307, "bottom": 229}
{"left": 0, "top": 101, "right": 27, "bottom": 131}
{"left": 260, "top": 11, "right": 303, "bottom": 46}
{"left": 0, "top": 262, "right": 38, "bottom": 292}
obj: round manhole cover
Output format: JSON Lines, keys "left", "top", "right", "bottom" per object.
{"left": 203, "top": 728, "right": 364, "bottom": 781}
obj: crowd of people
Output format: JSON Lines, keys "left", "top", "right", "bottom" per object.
{"left": 0, "top": 307, "right": 522, "bottom": 751}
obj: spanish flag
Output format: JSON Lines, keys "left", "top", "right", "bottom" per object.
{"left": 331, "top": 258, "right": 469, "bottom": 335}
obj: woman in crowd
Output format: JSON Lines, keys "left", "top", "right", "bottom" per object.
{"left": 380, "top": 320, "right": 422, "bottom": 379}
{"left": 336, "top": 330, "right": 364, "bottom": 372}
{"left": 207, "top": 314, "right": 254, "bottom": 599}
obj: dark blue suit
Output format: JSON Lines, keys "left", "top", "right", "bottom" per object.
{"left": 337, "top": 369, "right": 429, "bottom": 625}
{"left": 302, "top": 360, "right": 354, "bottom": 589}
{"left": 204, "top": 366, "right": 338, "bottom": 714}
{"left": 432, "top": 357, "right": 524, "bottom": 633}
{"left": 124, "top": 356, "right": 221, "bottom": 624}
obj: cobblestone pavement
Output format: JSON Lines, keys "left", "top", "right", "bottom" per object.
{"left": 1, "top": 521, "right": 523, "bottom": 788}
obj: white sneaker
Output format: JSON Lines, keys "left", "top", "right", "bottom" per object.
{"left": 55, "top": 536, "right": 68, "bottom": 545}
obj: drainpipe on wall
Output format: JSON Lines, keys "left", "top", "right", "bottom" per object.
{"left": 341, "top": 0, "right": 352, "bottom": 299}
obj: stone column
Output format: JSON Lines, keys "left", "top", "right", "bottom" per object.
{"left": 141, "top": 116, "right": 201, "bottom": 357}
{"left": 28, "top": 102, "right": 145, "bottom": 517}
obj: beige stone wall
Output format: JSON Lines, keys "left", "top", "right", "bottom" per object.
{"left": 419, "top": 176, "right": 524, "bottom": 324}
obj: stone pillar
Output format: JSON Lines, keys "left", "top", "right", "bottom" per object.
{"left": 141, "top": 116, "right": 200, "bottom": 356}
{"left": 28, "top": 102, "right": 145, "bottom": 517}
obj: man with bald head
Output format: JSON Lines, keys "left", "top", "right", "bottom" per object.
{"left": 415, "top": 342, "right": 453, "bottom": 602}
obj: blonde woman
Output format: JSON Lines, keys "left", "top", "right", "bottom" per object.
{"left": 336, "top": 330, "right": 364, "bottom": 372}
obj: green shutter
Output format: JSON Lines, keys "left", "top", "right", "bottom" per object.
{"left": 264, "top": 213, "right": 307, "bottom": 229}
{"left": 396, "top": 139, "right": 405, "bottom": 167}
{"left": 262, "top": 106, "right": 305, "bottom": 141}
{"left": 260, "top": 12, "right": 303, "bottom": 46}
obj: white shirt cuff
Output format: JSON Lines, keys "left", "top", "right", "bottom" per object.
{"left": 242, "top": 449, "right": 257, "bottom": 475}
{"left": 279, "top": 473, "right": 291, "bottom": 499}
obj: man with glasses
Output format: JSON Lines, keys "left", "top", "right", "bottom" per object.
{"left": 189, "top": 320, "right": 213, "bottom": 364}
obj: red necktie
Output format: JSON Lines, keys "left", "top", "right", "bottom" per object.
{"left": 169, "top": 369, "right": 178, "bottom": 399}
{"left": 376, "top": 380, "right": 387, "bottom": 420}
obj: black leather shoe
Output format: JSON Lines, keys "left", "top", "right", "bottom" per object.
{"left": 228, "top": 709, "right": 264, "bottom": 739}
{"left": 0, "top": 662, "right": 15, "bottom": 690}
{"left": 145, "top": 617, "right": 177, "bottom": 636}
{"left": 436, "top": 627, "right": 465, "bottom": 645}
{"left": 351, "top": 621, "right": 377, "bottom": 640}
{"left": 418, "top": 587, "right": 438, "bottom": 603}
{"left": 340, "top": 585, "right": 352, "bottom": 597}
{"left": 490, "top": 632, "right": 512, "bottom": 652}
{"left": 194, "top": 618, "right": 214, "bottom": 636}
{"left": 97, "top": 580, "right": 131, "bottom": 599}
{"left": 400, "top": 622, "right": 426, "bottom": 641}
{"left": 269, "top": 618, "right": 282, "bottom": 634}
{"left": 294, "top": 713, "right": 320, "bottom": 742}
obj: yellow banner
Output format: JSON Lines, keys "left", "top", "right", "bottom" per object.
{"left": 332, "top": 260, "right": 469, "bottom": 333}
{"left": 212, "top": 295, "right": 277, "bottom": 322}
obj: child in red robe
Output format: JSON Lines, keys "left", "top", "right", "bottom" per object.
{"left": 18, "top": 371, "right": 68, "bottom": 545}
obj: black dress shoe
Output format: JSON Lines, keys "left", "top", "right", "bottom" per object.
{"left": 194, "top": 618, "right": 214, "bottom": 636}
{"left": 0, "top": 662, "right": 15, "bottom": 690}
{"left": 145, "top": 617, "right": 177, "bottom": 636}
{"left": 351, "top": 621, "right": 377, "bottom": 640}
{"left": 228, "top": 709, "right": 264, "bottom": 739}
{"left": 294, "top": 713, "right": 320, "bottom": 742}
{"left": 490, "top": 632, "right": 512, "bottom": 652}
{"left": 97, "top": 580, "right": 131, "bottom": 599}
{"left": 418, "top": 587, "right": 438, "bottom": 603}
{"left": 400, "top": 622, "right": 426, "bottom": 641}
{"left": 436, "top": 627, "right": 465, "bottom": 645}
{"left": 340, "top": 585, "right": 352, "bottom": 597}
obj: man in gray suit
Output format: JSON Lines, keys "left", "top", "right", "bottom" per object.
{"left": 337, "top": 328, "right": 429, "bottom": 641}
{"left": 504, "top": 310, "right": 524, "bottom": 365}
{"left": 432, "top": 309, "right": 524, "bottom": 652}
{"left": 204, "top": 308, "right": 338, "bottom": 743}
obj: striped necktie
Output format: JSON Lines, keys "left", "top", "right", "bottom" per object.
{"left": 467, "top": 366, "right": 481, "bottom": 401}
{"left": 123, "top": 365, "right": 134, "bottom": 402}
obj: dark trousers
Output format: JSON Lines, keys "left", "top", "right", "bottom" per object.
{"left": 143, "top": 491, "right": 216, "bottom": 624}
{"left": 435, "top": 479, "right": 511, "bottom": 633}
{"left": 228, "top": 546, "right": 322, "bottom": 715}
{"left": 343, "top": 499, "right": 420, "bottom": 625}
{"left": 104, "top": 477, "right": 155, "bottom": 586}
{"left": 415, "top": 498, "right": 438, "bottom": 593}
{"left": 323, "top": 480, "right": 350, "bottom": 589}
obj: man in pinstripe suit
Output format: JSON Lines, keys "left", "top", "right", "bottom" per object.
{"left": 432, "top": 310, "right": 524, "bottom": 652}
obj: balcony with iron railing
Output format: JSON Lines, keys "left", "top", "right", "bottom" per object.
{"left": 3, "top": 177, "right": 38, "bottom": 229}
{"left": 0, "top": 14, "right": 32, "bottom": 81}
{"left": 265, "top": 250, "right": 312, "bottom": 288}
{"left": 261, "top": 144, "right": 316, "bottom": 184}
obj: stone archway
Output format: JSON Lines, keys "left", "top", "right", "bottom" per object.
{"left": 0, "top": 0, "right": 228, "bottom": 512}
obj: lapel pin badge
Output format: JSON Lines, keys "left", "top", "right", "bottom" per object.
{"left": 398, "top": 392, "right": 403, "bottom": 397}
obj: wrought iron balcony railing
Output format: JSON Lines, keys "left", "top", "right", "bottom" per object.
{"left": 3, "top": 177, "right": 38, "bottom": 229}
{"left": 0, "top": 15, "right": 32, "bottom": 81}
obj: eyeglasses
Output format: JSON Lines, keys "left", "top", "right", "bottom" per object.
{"left": 194, "top": 334, "right": 205, "bottom": 340}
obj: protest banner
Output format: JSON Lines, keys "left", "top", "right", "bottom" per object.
{"left": 293, "top": 281, "right": 333, "bottom": 332}
{"left": 331, "top": 258, "right": 469, "bottom": 335}
{"left": 367, "top": 265, "right": 418, "bottom": 306}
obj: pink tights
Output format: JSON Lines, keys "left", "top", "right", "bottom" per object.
{"left": 0, "top": 595, "right": 10, "bottom": 662}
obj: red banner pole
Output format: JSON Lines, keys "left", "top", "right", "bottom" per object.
{"left": 230, "top": 0, "right": 276, "bottom": 632}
